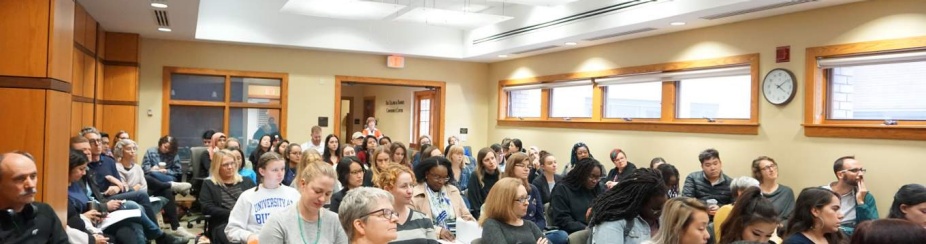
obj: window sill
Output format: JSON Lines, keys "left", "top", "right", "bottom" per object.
{"left": 803, "top": 124, "right": 926, "bottom": 140}
{"left": 497, "top": 119, "right": 758, "bottom": 135}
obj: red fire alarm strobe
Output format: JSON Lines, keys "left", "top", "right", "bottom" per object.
{"left": 387, "top": 55, "right": 405, "bottom": 68}
{"left": 776, "top": 46, "right": 790, "bottom": 63}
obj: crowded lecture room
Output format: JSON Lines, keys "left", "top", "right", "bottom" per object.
{"left": 1, "top": 0, "right": 926, "bottom": 243}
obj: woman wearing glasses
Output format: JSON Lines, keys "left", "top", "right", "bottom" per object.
{"left": 412, "top": 156, "right": 474, "bottom": 242}
{"left": 330, "top": 156, "right": 366, "bottom": 213}
{"left": 339, "top": 187, "right": 399, "bottom": 244}
{"left": 375, "top": 163, "right": 439, "bottom": 243}
{"left": 752, "top": 156, "right": 795, "bottom": 223}
{"left": 504, "top": 153, "right": 568, "bottom": 244}
{"left": 479, "top": 178, "right": 549, "bottom": 244}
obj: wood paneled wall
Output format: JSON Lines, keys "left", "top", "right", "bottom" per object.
{"left": 0, "top": 0, "right": 139, "bottom": 223}
{"left": 0, "top": 0, "right": 75, "bottom": 223}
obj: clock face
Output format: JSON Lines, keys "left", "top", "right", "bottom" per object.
{"left": 763, "top": 68, "right": 796, "bottom": 105}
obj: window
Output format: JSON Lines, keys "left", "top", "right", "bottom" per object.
{"left": 497, "top": 54, "right": 759, "bottom": 135}
{"left": 507, "top": 89, "right": 541, "bottom": 118}
{"left": 677, "top": 75, "right": 752, "bottom": 119}
{"left": 163, "top": 67, "right": 288, "bottom": 157}
{"left": 550, "top": 85, "right": 593, "bottom": 118}
{"left": 805, "top": 37, "right": 926, "bottom": 140}
{"left": 604, "top": 82, "right": 662, "bottom": 119}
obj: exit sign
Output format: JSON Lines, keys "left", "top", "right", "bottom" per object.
{"left": 387, "top": 55, "right": 405, "bottom": 68}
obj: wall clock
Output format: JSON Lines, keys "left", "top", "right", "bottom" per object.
{"left": 762, "top": 68, "right": 797, "bottom": 105}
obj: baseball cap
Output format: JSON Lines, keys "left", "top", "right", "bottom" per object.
{"left": 352, "top": 132, "right": 364, "bottom": 139}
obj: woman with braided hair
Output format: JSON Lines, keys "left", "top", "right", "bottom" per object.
{"left": 550, "top": 157, "right": 604, "bottom": 234}
{"left": 589, "top": 168, "right": 667, "bottom": 244}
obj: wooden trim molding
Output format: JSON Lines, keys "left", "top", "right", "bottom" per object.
{"left": 71, "top": 96, "right": 93, "bottom": 103}
{"left": 497, "top": 53, "right": 760, "bottom": 135}
{"left": 102, "top": 60, "right": 139, "bottom": 67}
{"left": 97, "top": 100, "right": 137, "bottom": 106}
{"left": 803, "top": 35, "right": 926, "bottom": 140}
{"left": 74, "top": 43, "right": 94, "bottom": 57}
{"left": 0, "top": 76, "right": 71, "bottom": 93}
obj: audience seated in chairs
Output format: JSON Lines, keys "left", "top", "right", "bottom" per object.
{"left": 504, "top": 152, "right": 567, "bottom": 244}
{"left": 0, "top": 151, "right": 69, "bottom": 243}
{"left": 531, "top": 150, "right": 562, "bottom": 206}
{"left": 718, "top": 187, "right": 781, "bottom": 244}
{"left": 887, "top": 183, "right": 926, "bottom": 227}
{"left": 782, "top": 187, "right": 846, "bottom": 244}
{"left": 467, "top": 147, "right": 501, "bottom": 219}
{"left": 329, "top": 156, "right": 365, "bottom": 213}
{"left": 589, "top": 169, "right": 667, "bottom": 244}
{"left": 412, "top": 156, "right": 475, "bottom": 242}
{"left": 141, "top": 135, "right": 192, "bottom": 195}
{"left": 550, "top": 157, "right": 603, "bottom": 234}
{"left": 650, "top": 197, "right": 711, "bottom": 244}
{"left": 282, "top": 143, "right": 303, "bottom": 186}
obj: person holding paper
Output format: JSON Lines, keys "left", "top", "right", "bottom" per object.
{"left": 66, "top": 149, "right": 189, "bottom": 244}
{"left": 479, "top": 178, "right": 548, "bottom": 244}
{"left": 412, "top": 157, "right": 475, "bottom": 242}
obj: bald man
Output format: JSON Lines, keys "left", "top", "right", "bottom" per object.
{"left": 0, "top": 152, "right": 68, "bottom": 243}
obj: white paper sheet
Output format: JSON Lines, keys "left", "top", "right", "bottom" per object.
{"left": 99, "top": 209, "right": 141, "bottom": 230}
{"left": 454, "top": 219, "right": 482, "bottom": 244}
{"left": 150, "top": 196, "right": 161, "bottom": 202}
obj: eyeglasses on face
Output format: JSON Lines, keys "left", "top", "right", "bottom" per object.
{"left": 428, "top": 174, "right": 450, "bottom": 183}
{"left": 761, "top": 164, "right": 777, "bottom": 172}
{"left": 514, "top": 195, "right": 532, "bottom": 204}
{"left": 360, "top": 208, "right": 398, "bottom": 220}
{"left": 88, "top": 139, "right": 103, "bottom": 144}
{"left": 842, "top": 168, "right": 867, "bottom": 173}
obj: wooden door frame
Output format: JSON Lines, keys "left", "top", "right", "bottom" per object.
{"left": 412, "top": 90, "right": 437, "bottom": 149}
{"left": 334, "top": 76, "right": 446, "bottom": 150}
{"left": 340, "top": 96, "right": 354, "bottom": 140}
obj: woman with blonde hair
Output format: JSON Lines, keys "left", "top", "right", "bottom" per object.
{"left": 479, "top": 178, "right": 548, "bottom": 244}
{"left": 650, "top": 197, "right": 711, "bottom": 244}
{"left": 199, "top": 150, "right": 256, "bottom": 244}
{"left": 375, "top": 164, "right": 438, "bottom": 243}
{"left": 259, "top": 156, "right": 348, "bottom": 243}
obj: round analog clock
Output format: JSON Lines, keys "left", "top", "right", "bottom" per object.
{"left": 762, "top": 68, "right": 797, "bottom": 105}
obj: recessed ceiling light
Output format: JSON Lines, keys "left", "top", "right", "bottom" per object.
{"left": 670, "top": 22, "right": 686, "bottom": 26}
{"left": 151, "top": 3, "right": 168, "bottom": 8}
{"left": 564, "top": 42, "right": 577, "bottom": 46}
{"left": 498, "top": 54, "right": 509, "bottom": 58}
{"left": 158, "top": 27, "right": 172, "bottom": 32}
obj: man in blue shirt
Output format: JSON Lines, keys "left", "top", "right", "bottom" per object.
{"left": 80, "top": 127, "right": 160, "bottom": 224}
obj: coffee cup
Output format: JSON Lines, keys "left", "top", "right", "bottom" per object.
{"left": 158, "top": 162, "right": 166, "bottom": 168}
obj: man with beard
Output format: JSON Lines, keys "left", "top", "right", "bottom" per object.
{"left": 0, "top": 152, "right": 68, "bottom": 243}
{"left": 823, "top": 156, "right": 878, "bottom": 236}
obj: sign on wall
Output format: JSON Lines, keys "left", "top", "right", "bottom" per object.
{"left": 386, "top": 100, "right": 405, "bottom": 113}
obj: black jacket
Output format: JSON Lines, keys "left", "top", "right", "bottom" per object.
{"left": 0, "top": 202, "right": 68, "bottom": 244}
{"left": 550, "top": 182, "right": 602, "bottom": 234}
{"left": 199, "top": 179, "right": 256, "bottom": 223}
{"left": 682, "top": 171, "right": 733, "bottom": 205}
{"left": 530, "top": 172, "right": 563, "bottom": 205}
{"left": 328, "top": 188, "right": 349, "bottom": 213}
{"left": 466, "top": 170, "right": 500, "bottom": 219}
{"left": 604, "top": 162, "right": 637, "bottom": 185}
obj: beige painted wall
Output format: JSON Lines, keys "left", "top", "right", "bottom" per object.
{"left": 360, "top": 84, "right": 425, "bottom": 143}
{"left": 137, "top": 39, "right": 489, "bottom": 159}
{"left": 488, "top": 0, "right": 926, "bottom": 216}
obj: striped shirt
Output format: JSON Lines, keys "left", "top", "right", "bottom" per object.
{"left": 391, "top": 209, "right": 439, "bottom": 244}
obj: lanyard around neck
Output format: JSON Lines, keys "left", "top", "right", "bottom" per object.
{"left": 298, "top": 209, "right": 322, "bottom": 244}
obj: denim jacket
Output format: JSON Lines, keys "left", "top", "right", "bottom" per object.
{"left": 590, "top": 216, "right": 652, "bottom": 244}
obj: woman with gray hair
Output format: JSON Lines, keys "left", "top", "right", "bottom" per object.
{"left": 114, "top": 139, "right": 196, "bottom": 239}
{"left": 713, "top": 176, "right": 760, "bottom": 242}
{"left": 339, "top": 187, "right": 399, "bottom": 244}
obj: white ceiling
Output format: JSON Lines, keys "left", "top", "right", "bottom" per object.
{"left": 79, "top": 0, "right": 860, "bottom": 62}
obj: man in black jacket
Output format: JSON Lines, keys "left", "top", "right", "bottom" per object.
{"left": 0, "top": 151, "right": 68, "bottom": 243}
{"left": 682, "top": 148, "right": 732, "bottom": 218}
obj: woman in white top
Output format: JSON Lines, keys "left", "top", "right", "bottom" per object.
{"left": 226, "top": 152, "right": 301, "bottom": 243}
{"left": 259, "top": 160, "right": 348, "bottom": 244}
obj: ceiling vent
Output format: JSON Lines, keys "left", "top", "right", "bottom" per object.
{"left": 154, "top": 9, "right": 170, "bottom": 27}
{"left": 584, "top": 27, "right": 657, "bottom": 41}
{"left": 512, "top": 45, "right": 560, "bottom": 55}
{"left": 700, "top": 0, "right": 816, "bottom": 20}
{"left": 473, "top": 0, "right": 659, "bottom": 45}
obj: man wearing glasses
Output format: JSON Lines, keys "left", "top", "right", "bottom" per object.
{"left": 822, "top": 156, "right": 878, "bottom": 236}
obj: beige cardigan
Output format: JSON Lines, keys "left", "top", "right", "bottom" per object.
{"left": 410, "top": 183, "right": 474, "bottom": 237}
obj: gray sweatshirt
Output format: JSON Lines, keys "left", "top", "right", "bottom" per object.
{"left": 258, "top": 204, "right": 348, "bottom": 244}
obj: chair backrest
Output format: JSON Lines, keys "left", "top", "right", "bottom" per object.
{"left": 544, "top": 203, "right": 553, "bottom": 227}
{"left": 190, "top": 147, "right": 207, "bottom": 179}
{"left": 568, "top": 229, "right": 590, "bottom": 244}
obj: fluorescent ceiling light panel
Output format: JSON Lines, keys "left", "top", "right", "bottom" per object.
{"left": 280, "top": 0, "right": 405, "bottom": 20}
{"left": 486, "top": 0, "right": 578, "bottom": 7}
{"left": 395, "top": 8, "right": 514, "bottom": 29}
